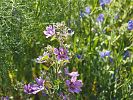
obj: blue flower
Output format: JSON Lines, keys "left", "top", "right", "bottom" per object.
{"left": 99, "top": 0, "right": 111, "bottom": 7}
{"left": 85, "top": 7, "right": 91, "bottom": 14}
{"left": 123, "top": 50, "right": 130, "bottom": 60}
{"left": 99, "top": 50, "right": 111, "bottom": 58}
{"left": 97, "top": 14, "right": 104, "bottom": 22}
{"left": 109, "top": 57, "right": 113, "bottom": 63}
{"left": 76, "top": 54, "right": 81, "bottom": 59}
{"left": 128, "top": 20, "right": 133, "bottom": 30}
{"left": 80, "top": 11, "right": 84, "bottom": 18}
{"left": 68, "top": 29, "right": 74, "bottom": 36}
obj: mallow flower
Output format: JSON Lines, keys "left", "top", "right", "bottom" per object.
{"left": 36, "top": 78, "right": 45, "bottom": 86}
{"left": 68, "top": 71, "right": 79, "bottom": 82}
{"left": 24, "top": 78, "right": 45, "bottom": 94}
{"left": 24, "top": 83, "right": 44, "bottom": 94}
{"left": 44, "top": 25, "right": 55, "bottom": 38}
{"left": 128, "top": 20, "right": 133, "bottom": 30}
{"left": 66, "top": 80, "right": 82, "bottom": 93}
{"left": 54, "top": 47, "right": 69, "bottom": 60}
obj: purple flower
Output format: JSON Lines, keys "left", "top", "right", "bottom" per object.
{"left": 99, "top": 50, "right": 111, "bottom": 58}
{"left": 1, "top": 96, "right": 9, "bottom": 100}
{"left": 24, "top": 78, "right": 45, "bottom": 94}
{"left": 64, "top": 68, "right": 69, "bottom": 75}
{"left": 36, "top": 56, "right": 46, "bottom": 63}
{"left": 35, "top": 78, "right": 45, "bottom": 86}
{"left": 54, "top": 47, "right": 69, "bottom": 60}
{"left": 35, "top": 52, "right": 49, "bottom": 63}
{"left": 85, "top": 7, "right": 91, "bottom": 14}
{"left": 24, "top": 83, "right": 44, "bottom": 94}
{"left": 42, "top": 91, "right": 47, "bottom": 96}
{"left": 97, "top": 14, "right": 104, "bottom": 22}
{"left": 59, "top": 92, "right": 67, "bottom": 100}
{"left": 128, "top": 20, "right": 133, "bottom": 30}
{"left": 123, "top": 50, "right": 130, "bottom": 60}
{"left": 99, "top": 0, "right": 111, "bottom": 7}
{"left": 44, "top": 25, "right": 55, "bottom": 38}
{"left": 66, "top": 80, "right": 82, "bottom": 93}
{"left": 68, "top": 72, "right": 79, "bottom": 82}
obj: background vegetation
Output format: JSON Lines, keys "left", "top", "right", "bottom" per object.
{"left": 0, "top": 0, "right": 133, "bottom": 99}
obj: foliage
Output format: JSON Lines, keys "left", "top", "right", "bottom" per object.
{"left": 0, "top": 0, "right": 133, "bottom": 99}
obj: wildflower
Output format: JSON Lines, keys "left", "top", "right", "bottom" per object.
{"left": 24, "top": 83, "right": 44, "bottom": 94}
{"left": 59, "top": 92, "right": 67, "bottom": 100}
{"left": 42, "top": 91, "right": 47, "bottom": 96}
{"left": 64, "top": 67, "right": 69, "bottom": 75}
{"left": 99, "top": 50, "right": 111, "bottom": 58}
{"left": 109, "top": 57, "right": 113, "bottom": 63}
{"left": 85, "top": 7, "right": 91, "bottom": 14}
{"left": 44, "top": 25, "right": 55, "bottom": 38}
{"left": 24, "top": 78, "right": 45, "bottom": 94}
{"left": 68, "top": 29, "right": 72, "bottom": 33}
{"left": 97, "top": 14, "right": 104, "bottom": 22}
{"left": 123, "top": 50, "right": 130, "bottom": 60}
{"left": 114, "top": 15, "right": 119, "bottom": 20}
{"left": 54, "top": 47, "right": 69, "bottom": 60}
{"left": 35, "top": 78, "right": 45, "bottom": 86}
{"left": 76, "top": 54, "right": 81, "bottom": 59}
{"left": 66, "top": 80, "right": 82, "bottom": 93}
{"left": 68, "top": 71, "right": 79, "bottom": 82}
{"left": 80, "top": 11, "right": 84, "bottom": 18}
{"left": 68, "top": 29, "right": 74, "bottom": 36}
{"left": 128, "top": 20, "right": 133, "bottom": 30}
{"left": 1, "top": 96, "right": 9, "bottom": 100}
{"left": 99, "top": 0, "right": 111, "bottom": 7}
{"left": 35, "top": 52, "right": 49, "bottom": 63}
